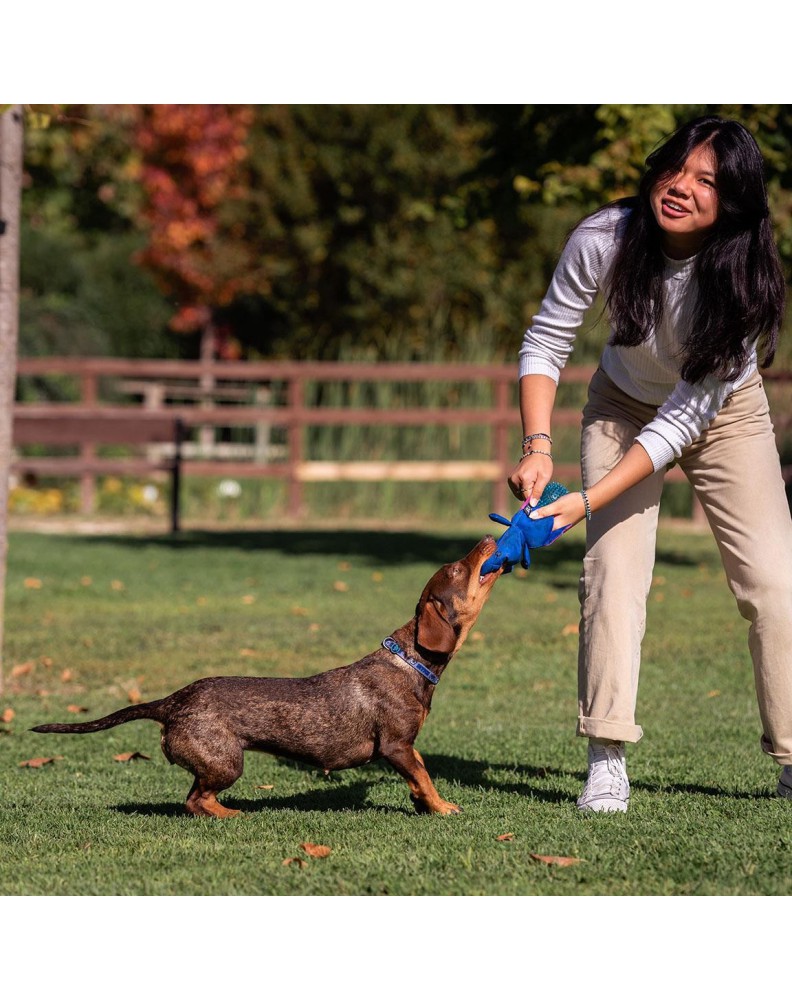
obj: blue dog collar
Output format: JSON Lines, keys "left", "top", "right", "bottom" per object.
{"left": 382, "top": 637, "right": 439, "bottom": 685}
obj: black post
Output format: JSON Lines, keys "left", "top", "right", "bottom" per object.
{"left": 170, "top": 418, "right": 184, "bottom": 534}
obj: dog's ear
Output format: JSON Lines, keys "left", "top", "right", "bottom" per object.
{"left": 416, "top": 595, "right": 457, "bottom": 655}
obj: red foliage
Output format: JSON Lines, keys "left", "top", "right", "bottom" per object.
{"left": 131, "top": 105, "right": 255, "bottom": 333}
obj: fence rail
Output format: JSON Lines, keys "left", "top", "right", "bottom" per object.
{"left": 12, "top": 357, "right": 792, "bottom": 527}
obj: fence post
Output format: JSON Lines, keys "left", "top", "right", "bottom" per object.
{"left": 287, "top": 373, "right": 303, "bottom": 516}
{"left": 79, "top": 371, "right": 98, "bottom": 514}
{"left": 170, "top": 418, "right": 184, "bottom": 534}
{"left": 493, "top": 373, "right": 511, "bottom": 512}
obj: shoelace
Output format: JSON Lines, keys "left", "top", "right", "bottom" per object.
{"left": 587, "top": 744, "right": 626, "bottom": 794}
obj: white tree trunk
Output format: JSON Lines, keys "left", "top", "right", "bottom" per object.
{"left": 0, "top": 106, "right": 23, "bottom": 697}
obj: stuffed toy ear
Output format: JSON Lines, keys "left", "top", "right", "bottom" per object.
{"left": 416, "top": 596, "right": 457, "bottom": 655}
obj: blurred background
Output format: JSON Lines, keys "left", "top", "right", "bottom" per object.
{"left": 10, "top": 104, "right": 792, "bottom": 526}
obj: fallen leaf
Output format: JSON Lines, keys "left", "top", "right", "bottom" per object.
{"left": 11, "top": 661, "right": 34, "bottom": 677}
{"left": 282, "top": 857, "right": 307, "bottom": 869}
{"left": 301, "top": 842, "right": 331, "bottom": 859}
{"left": 196, "top": 596, "right": 208, "bottom": 606}
{"left": 39, "top": 656, "right": 54, "bottom": 668}
{"left": 127, "top": 688, "right": 142, "bottom": 704}
{"left": 333, "top": 581, "right": 349, "bottom": 592}
{"left": 544, "top": 591, "right": 559, "bottom": 603}
{"left": 707, "top": 690, "right": 721, "bottom": 698}
{"left": 471, "top": 631, "right": 485, "bottom": 642}
{"left": 80, "top": 576, "right": 93, "bottom": 586}
{"left": 113, "top": 751, "right": 151, "bottom": 762}
{"left": 1, "top": 708, "right": 15, "bottom": 723}
{"left": 24, "top": 578, "right": 43, "bottom": 589}
{"left": 239, "top": 648, "right": 259, "bottom": 657}
{"left": 496, "top": 833, "right": 515, "bottom": 842}
{"left": 19, "top": 756, "right": 63, "bottom": 768}
{"left": 291, "top": 606, "right": 309, "bottom": 617}
{"left": 654, "top": 592, "right": 665, "bottom": 603}
{"left": 67, "top": 705, "right": 88, "bottom": 714}
{"left": 60, "top": 669, "right": 73, "bottom": 683}
{"left": 529, "top": 854, "right": 582, "bottom": 867}
{"left": 242, "top": 594, "right": 256, "bottom": 604}
{"left": 371, "top": 572, "right": 383, "bottom": 583}
{"left": 562, "top": 623, "right": 579, "bottom": 636}
{"left": 337, "top": 561, "right": 351, "bottom": 571}
{"left": 256, "top": 784, "right": 275, "bottom": 790}
{"left": 111, "top": 580, "right": 125, "bottom": 591}
{"left": 35, "top": 688, "right": 51, "bottom": 697}
{"left": 309, "top": 623, "right": 321, "bottom": 632}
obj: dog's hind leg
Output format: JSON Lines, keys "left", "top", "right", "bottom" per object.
{"left": 166, "top": 733, "right": 244, "bottom": 818}
{"left": 383, "top": 744, "right": 461, "bottom": 815}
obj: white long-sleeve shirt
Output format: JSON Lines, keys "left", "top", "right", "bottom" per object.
{"left": 518, "top": 203, "right": 756, "bottom": 471}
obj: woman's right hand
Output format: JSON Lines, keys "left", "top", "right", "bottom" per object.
{"left": 508, "top": 452, "right": 554, "bottom": 507}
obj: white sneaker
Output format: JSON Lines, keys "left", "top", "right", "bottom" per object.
{"left": 577, "top": 740, "right": 630, "bottom": 813}
{"left": 778, "top": 766, "right": 792, "bottom": 800}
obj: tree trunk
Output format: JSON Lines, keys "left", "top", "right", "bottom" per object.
{"left": 0, "top": 106, "right": 23, "bottom": 697}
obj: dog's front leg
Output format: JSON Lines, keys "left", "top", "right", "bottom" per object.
{"left": 384, "top": 744, "right": 461, "bottom": 815}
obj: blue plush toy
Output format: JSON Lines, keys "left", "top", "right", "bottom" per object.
{"left": 481, "top": 481, "right": 569, "bottom": 576}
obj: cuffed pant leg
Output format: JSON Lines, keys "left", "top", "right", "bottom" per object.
{"left": 577, "top": 371, "right": 666, "bottom": 744}
{"left": 679, "top": 375, "right": 792, "bottom": 765}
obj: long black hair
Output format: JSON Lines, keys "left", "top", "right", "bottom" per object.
{"left": 604, "top": 116, "right": 786, "bottom": 383}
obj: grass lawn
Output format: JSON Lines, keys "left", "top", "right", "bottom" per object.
{"left": 2, "top": 522, "right": 791, "bottom": 896}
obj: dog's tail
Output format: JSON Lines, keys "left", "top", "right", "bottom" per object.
{"left": 31, "top": 698, "right": 168, "bottom": 735}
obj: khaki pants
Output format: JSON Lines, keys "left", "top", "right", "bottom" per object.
{"left": 578, "top": 367, "right": 792, "bottom": 765}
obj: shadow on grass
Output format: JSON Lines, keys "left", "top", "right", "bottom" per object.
{"left": 111, "top": 757, "right": 769, "bottom": 816}
{"left": 75, "top": 525, "right": 711, "bottom": 576}
{"left": 80, "top": 527, "right": 589, "bottom": 570}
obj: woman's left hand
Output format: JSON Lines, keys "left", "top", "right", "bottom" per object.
{"left": 528, "top": 491, "right": 588, "bottom": 533}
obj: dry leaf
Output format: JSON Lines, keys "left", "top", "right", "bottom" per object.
{"left": 239, "top": 648, "right": 259, "bottom": 657}
{"left": 80, "top": 576, "right": 93, "bottom": 586}
{"left": 20, "top": 756, "right": 63, "bottom": 768}
{"left": 282, "top": 857, "right": 307, "bottom": 869}
{"left": 24, "top": 578, "right": 43, "bottom": 589}
{"left": 39, "top": 656, "right": 54, "bottom": 668}
{"left": 113, "top": 751, "right": 151, "bottom": 762}
{"left": 371, "top": 572, "right": 383, "bottom": 583}
{"left": 60, "top": 669, "right": 73, "bottom": 683}
{"left": 111, "top": 580, "right": 125, "bottom": 591}
{"left": 337, "top": 561, "right": 351, "bottom": 571}
{"left": 35, "top": 688, "right": 51, "bottom": 697}
{"left": 529, "top": 853, "right": 582, "bottom": 867}
{"left": 301, "top": 842, "right": 331, "bottom": 859}
{"left": 127, "top": 688, "right": 142, "bottom": 704}
{"left": 333, "top": 581, "right": 349, "bottom": 592}
{"left": 1, "top": 708, "right": 15, "bottom": 723}
{"left": 562, "top": 623, "right": 579, "bottom": 636}
{"left": 496, "top": 833, "right": 515, "bottom": 842}
{"left": 256, "top": 784, "right": 275, "bottom": 790}
{"left": 67, "top": 705, "right": 88, "bottom": 714}
{"left": 707, "top": 690, "right": 721, "bottom": 698}
{"left": 291, "top": 606, "right": 309, "bottom": 617}
{"left": 309, "top": 623, "right": 321, "bottom": 632}
{"left": 196, "top": 596, "right": 208, "bottom": 606}
{"left": 11, "top": 661, "right": 34, "bottom": 677}
{"left": 471, "top": 631, "right": 484, "bottom": 642}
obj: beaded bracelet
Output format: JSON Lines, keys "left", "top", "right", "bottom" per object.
{"left": 522, "top": 433, "right": 553, "bottom": 449}
{"left": 580, "top": 489, "right": 592, "bottom": 520}
{"left": 526, "top": 449, "right": 553, "bottom": 459}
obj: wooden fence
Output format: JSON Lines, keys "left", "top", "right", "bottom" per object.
{"left": 11, "top": 357, "right": 792, "bottom": 528}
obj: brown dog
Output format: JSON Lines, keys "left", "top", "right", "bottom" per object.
{"left": 33, "top": 536, "right": 501, "bottom": 817}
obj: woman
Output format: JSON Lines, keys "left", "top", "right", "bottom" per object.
{"left": 512, "top": 116, "right": 792, "bottom": 812}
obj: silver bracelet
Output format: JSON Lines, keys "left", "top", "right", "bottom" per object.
{"left": 525, "top": 449, "right": 553, "bottom": 459}
{"left": 580, "top": 489, "right": 592, "bottom": 520}
{"left": 522, "top": 433, "right": 553, "bottom": 449}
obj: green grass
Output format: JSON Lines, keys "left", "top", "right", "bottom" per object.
{"left": 1, "top": 525, "right": 791, "bottom": 896}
